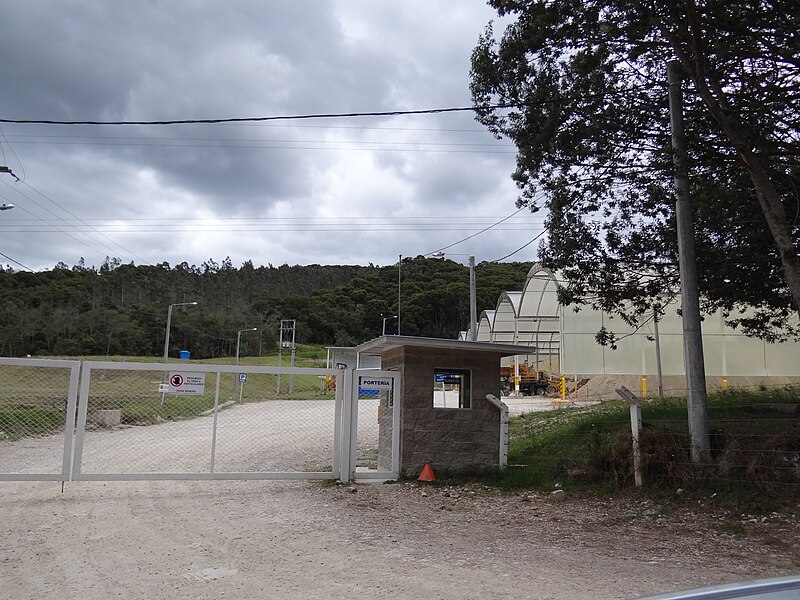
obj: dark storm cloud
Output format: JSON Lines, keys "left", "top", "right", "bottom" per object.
{"left": 0, "top": 1, "right": 529, "bottom": 271}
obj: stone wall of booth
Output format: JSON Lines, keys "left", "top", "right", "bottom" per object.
{"left": 379, "top": 346, "right": 502, "bottom": 476}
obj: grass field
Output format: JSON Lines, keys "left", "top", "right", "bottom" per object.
{"left": 498, "top": 386, "right": 800, "bottom": 503}
{"left": 0, "top": 352, "right": 335, "bottom": 440}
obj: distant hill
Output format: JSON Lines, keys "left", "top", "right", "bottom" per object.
{"left": 0, "top": 257, "right": 532, "bottom": 358}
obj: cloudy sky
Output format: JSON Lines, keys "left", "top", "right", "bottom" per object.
{"left": 0, "top": 1, "right": 542, "bottom": 272}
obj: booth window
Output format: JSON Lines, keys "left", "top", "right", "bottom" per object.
{"left": 433, "top": 369, "right": 471, "bottom": 409}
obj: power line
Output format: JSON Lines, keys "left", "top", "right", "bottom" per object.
{"left": 0, "top": 104, "right": 524, "bottom": 126}
{"left": 0, "top": 180, "right": 139, "bottom": 263}
{"left": 489, "top": 229, "right": 548, "bottom": 262}
{"left": 423, "top": 206, "right": 530, "bottom": 256}
{"left": 4, "top": 134, "right": 509, "bottom": 149}
{"left": 0, "top": 251, "right": 32, "bottom": 271}
{"left": 20, "top": 181, "right": 144, "bottom": 263}
{"left": 3, "top": 139, "right": 516, "bottom": 155}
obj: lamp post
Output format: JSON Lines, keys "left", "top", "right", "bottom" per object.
{"left": 397, "top": 254, "right": 402, "bottom": 335}
{"left": 381, "top": 314, "right": 398, "bottom": 336}
{"left": 430, "top": 252, "right": 477, "bottom": 342}
{"left": 161, "top": 301, "right": 198, "bottom": 404}
{"left": 0, "top": 203, "right": 14, "bottom": 211}
{"left": 233, "top": 327, "right": 258, "bottom": 401}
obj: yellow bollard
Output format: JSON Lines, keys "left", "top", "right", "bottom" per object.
{"left": 722, "top": 376, "right": 728, "bottom": 390}
{"left": 560, "top": 376, "right": 566, "bottom": 400}
{"left": 641, "top": 375, "right": 647, "bottom": 398}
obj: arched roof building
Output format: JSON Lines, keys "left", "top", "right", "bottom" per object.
{"left": 492, "top": 292, "right": 521, "bottom": 344}
{"left": 477, "top": 310, "right": 495, "bottom": 342}
{"left": 477, "top": 263, "right": 800, "bottom": 378}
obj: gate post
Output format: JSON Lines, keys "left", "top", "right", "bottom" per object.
{"left": 338, "top": 368, "right": 355, "bottom": 483}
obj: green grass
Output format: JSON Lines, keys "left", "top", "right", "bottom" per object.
{"left": 0, "top": 407, "right": 66, "bottom": 440}
{"left": 1, "top": 351, "right": 335, "bottom": 438}
{"left": 495, "top": 386, "right": 800, "bottom": 505}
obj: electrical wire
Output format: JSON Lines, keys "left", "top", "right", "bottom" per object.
{"left": 0, "top": 251, "right": 32, "bottom": 271}
{"left": 424, "top": 206, "right": 529, "bottom": 257}
{"left": 489, "top": 229, "right": 548, "bottom": 262}
{"left": 21, "top": 181, "right": 144, "bottom": 263}
{"left": 0, "top": 126, "right": 26, "bottom": 182}
{"left": 0, "top": 180, "right": 139, "bottom": 263}
{"left": 0, "top": 103, "right": 525, "bottom": 126}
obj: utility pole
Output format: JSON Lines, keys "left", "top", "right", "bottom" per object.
{"left": 668, "top": 60, "right": 710, "bottom": 462}
{"left": 653, "top": 305, "right": 664, "bottom": 398}
{"left": 397, "top": 254, "right": 401, "bottom": 335}
{"left": 469, "top": 255, "right": 477, "bottom": 342}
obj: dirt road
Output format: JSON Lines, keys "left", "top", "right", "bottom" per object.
{"left": 2, "top": 479, "right": 798, "bottom": 600}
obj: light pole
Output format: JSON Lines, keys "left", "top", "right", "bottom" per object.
{"left": 233, "top": 327, "right": 257, "bottom": 400}
{"left": 397, "top": 254, "right": 402, "bottom": 335}
{"left": 429, "top": 252, "right": 478, "bottom": 342}
{"left": 161, "top": 301, "right": 198, "bottom": 403}
{"left": 0, "top": 203, "right": 14, "bottom": 211}
{"left": 381, "top": 314, "right": 398, "bottom": 336}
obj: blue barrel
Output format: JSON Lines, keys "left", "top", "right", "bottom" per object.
{"left": 179, "top": 350, "right": 190, "bottom": 360}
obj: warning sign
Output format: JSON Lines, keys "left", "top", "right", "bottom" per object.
{"left": 166, "top": 371, "right": 205, "bottom": 395}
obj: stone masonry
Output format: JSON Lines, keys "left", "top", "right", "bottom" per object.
{"left": 378, "top": 345, "right": 503, "bottom": 476}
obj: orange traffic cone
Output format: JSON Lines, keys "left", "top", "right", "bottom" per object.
{"left": 418, "top": 463, "right": 436, "bottom": 482}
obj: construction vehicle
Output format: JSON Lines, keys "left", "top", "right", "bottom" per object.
{"left": 500, "top": 364, "right": 559, "bottom": 396}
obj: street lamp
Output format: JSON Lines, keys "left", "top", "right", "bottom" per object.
{"left": 233, "top": 327, "right": 258, "bottom": 401}
{"left": 161, "top": 301, "right": 198, "bottom": 403}
{"left": 428, "top": 253, "right": 477, "bottom": 342}
{"left": 0, "top": 203, "right": 14, "bottom": 211}
{"left": 235, "top": 327, "right": 258, "bottom": 365}
{"left": 381, "top": 315, "right": 398, "bottom": 336}
{"left": 163, "top": 301, "right": 199, "bottom": 367}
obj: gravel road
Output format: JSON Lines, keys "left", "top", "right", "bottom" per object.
{"left": 2, "top": 397, "right": 798, "bottom": 599}
{"left": 1, "top": 397, "right": 380, "bottom": 476}
{"left": 1, "top": 479, "right": 798, "bottom": 600}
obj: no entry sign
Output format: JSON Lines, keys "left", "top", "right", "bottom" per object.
{"left": 166, "top": 371, "right": 206, "bottom": 395}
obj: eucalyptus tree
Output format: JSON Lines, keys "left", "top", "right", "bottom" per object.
{"left": 471, "top": 0, "right": 800, "bottom": 341}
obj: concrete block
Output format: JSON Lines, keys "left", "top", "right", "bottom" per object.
{"left": 89, "top": 409, "right": 121, "bottom": 427}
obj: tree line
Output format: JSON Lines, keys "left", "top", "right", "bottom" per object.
{"left": 0, "top": 257, "right": 531, "bottom": 359}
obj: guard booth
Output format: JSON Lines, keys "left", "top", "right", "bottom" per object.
{"left": 354, "top": 336, "right": 537, "bottom": 477}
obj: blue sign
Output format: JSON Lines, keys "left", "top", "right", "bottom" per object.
{"left": 238, "top": 373, "right": 247, "bottom": 383}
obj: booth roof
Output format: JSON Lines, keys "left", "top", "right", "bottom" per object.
{"left": 354, "top": 335, "right": 538, "bottom": 357}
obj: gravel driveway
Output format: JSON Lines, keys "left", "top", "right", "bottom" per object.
{"left": 1, "top": 479, "right": 798, "bottom": 600}
{"left": 1, "top": 397, "right": 380, "bottom": 476}
{"left": 2, "top": 397, "right": 798, "bottom": 599}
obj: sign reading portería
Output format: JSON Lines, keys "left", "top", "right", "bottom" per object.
{"left": 359, "top": 376, "right": 392, "bottom": 391}
{"left": 166, "top": 371, "right": 206, "bottom": 395}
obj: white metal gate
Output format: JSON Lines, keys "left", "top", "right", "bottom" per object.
{"left": 0, "top": 359, "right": 399, "bottom": 483}
{"left": 339, "top": 369, "right": 401, "bottom": 482}
{"left": 0, "top": 358, "right": 80, "bottom": 481}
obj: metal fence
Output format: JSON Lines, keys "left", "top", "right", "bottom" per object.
{"left": 0, "top": 359, "right": 401, "bottom": 483}
{"left": 72, "top": 361, "right": 343, "bottom": 480}
{"left": 0, "top": 358, "right": 80, "bottom": 481}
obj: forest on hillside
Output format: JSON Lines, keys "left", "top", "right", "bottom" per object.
{"left": 0, "top": 257, "right": 532, "bottom": 359}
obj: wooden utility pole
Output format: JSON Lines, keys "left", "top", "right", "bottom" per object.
{"left": 668, "top": 60, "right": 710, "bottom": 462}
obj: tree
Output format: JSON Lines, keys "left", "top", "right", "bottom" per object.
{"left": 470, "top": 0, "right": 800, "bottom": 340}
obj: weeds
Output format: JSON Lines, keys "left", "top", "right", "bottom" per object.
{"left": 496, "top": 387, "right": 800, "bottom": 506}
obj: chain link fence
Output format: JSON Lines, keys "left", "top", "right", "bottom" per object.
{"left": 0, "top": 358, "right": 79, "bottom": 478}
{"left": 73, "top": 363, "right": 341, "bottom": 477}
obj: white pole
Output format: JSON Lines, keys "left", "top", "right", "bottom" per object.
{"left": 469, "top": 255, "right": 477, "bottom": 342}
{"left": 160, "top": 301, "right": 197, "bottom": 405}
{"left": 397, "top": 254, "right": 402, "bottom": 335}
